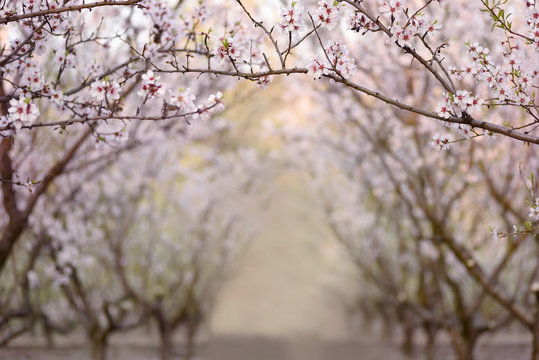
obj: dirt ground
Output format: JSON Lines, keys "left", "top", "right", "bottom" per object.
{"left": 0, "top": 336, "right": 531, "bottom": 360}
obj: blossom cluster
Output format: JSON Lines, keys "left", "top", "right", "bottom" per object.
{"left": 434, "top": 91, "right": 485, "bottom": 138}
{"left": 213, "top": 36, "right": 242, "bottom": 65}
{"left": 195, "top": 92, "right": 225, "bottom": 121}
{"left": 8, "top": 97, "right": 40, "bottom": 125}
{"left": 169, "top": 88, "right": 196, "bottom": 112}
{"left": 90, "top": 80, "right": 121, "bottom": 102}
{"left": 308, "top": 41, "right": 356, "bottom": 80}
{"left": 209, "top": 19, "right": 269, "bottom": 73}
{"left": 378, "top": 0, "right": 406, "bottom": 17}
{"left": 465, "top": 42, "right": 535, "bottom": 106}
{"left": 1, "top": 97, "right": 40, "bottom": 135}
{"left": 280, "top": 0, "right": 346, "bottom": 34}
{"left": 530, "top": 199, "right": 539, "bottom": 221}
{"left": 431, "top": 132, "right": 451, "bottom": 151}
{"left": 316, "top": 0, "right": 343, "bottom": 30}
{"left": 255, "top": 75, "right": 274, "bottom": 89}
{"left": 525, "top": 3, "right": 539, "bottom": 50}
{"left": 138, "top": 70, "right": 165, "bottom": 99}
{"left": 347, "top": 11, "right": 378, "bottom": 33}
{"left": 2, "top": 53, "right": 67, "bottom": 111}
{"left": 435, "top": 90, "right": 483, "bottom": 116}
{"left": 139, "top": 0, "right": 183, "bottom": 48}
{"left": 377, "top": 0, "right": 442, "bottom": 48}
{"left": 280, "top": 1, "right": 305, "bottom": 34}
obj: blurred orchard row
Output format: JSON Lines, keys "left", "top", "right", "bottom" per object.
{"left": 0, "top": 0, "right": 538, "bottom": 360}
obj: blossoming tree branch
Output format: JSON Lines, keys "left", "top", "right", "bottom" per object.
{"left": 0, "top": 0, "right": 538, "bottom": 142}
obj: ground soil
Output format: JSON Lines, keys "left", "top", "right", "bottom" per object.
{"left": 0, "top": 336, "right": 531, "bottom": 360}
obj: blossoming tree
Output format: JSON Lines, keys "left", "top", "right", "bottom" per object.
{"left": 1, "top": 0, "right": 539, "bottom": 359}
{"left": 285, "top": 110, "right": 538, "bottom": 359}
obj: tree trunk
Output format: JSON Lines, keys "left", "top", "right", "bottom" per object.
{"left": 449, "top": 331, "right": 475, "bottom": 360}
{"left": 532, "top": 289, "right": 539, "bottom": 360}
{"left": 424, "top": 328, "right": 436, "bottom": 360}
{"left": 0, "top": 81, "right": 24, "bottom": 275}
{"left": 380, "top": 313, "right": 394, "bottom": 341}
{"left": 90, "top": 332, "right": 109, "bottom": 360}
{"left": 401, "top": 324, "right": 415, "bottom": 358}
{"left": 184, "top": 322, "right": 198, "bottom": 360}
{"left": 533, "top": 328, "right": 539, "bottom": 360}
{"left": 0, "top": 207, "right": 24, "bottom": 273}
{"left": 159, "top": 327, "right": 174, "bottom": 360}
{"left": 43, "top": 325, "right": 55, "bottom": 348}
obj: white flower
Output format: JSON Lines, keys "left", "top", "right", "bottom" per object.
{"left": 451, "top": 123, "right": 473, "bottom": 138}
{"left": 435, "top": 102, "right": 452, "bottom": 119}
{"left": 348, "top": 11, "right": 378, "bottom": 32}
{"left": 0, "top": 116, "right": 9, "bottom": 128}
{"left": 193, "top": 92, "right": 225, "bottom": 121}
{"left": 8, "top": 97, "right": 39, "bottom": 125}
{"left": 468, "top": 95, "right": 484, "bottom": 110}
{"left": 0, "top": 115, "right": 13, "bottom": 136}
{"left": 326, "top": 41, "right": 356, "bottom": 79}
{"left": 90, "top": 81, "right": 106, "bottom": 101}
{"left": 530, "top": 206, "right": 539, "bottom": 221}
{"left": 138, "top": 70, "right": 164, "bottom": 99}
{"left": 495, "top": 84, "right": 511, "bottom": 102}
{"left": 307, "top": 59, "right": 329, "bottom": 79}
{"left": 454, "top": 90, "right": 473, "bottom": 110}
{"left": 169, "top": 88, "right": 196, "bottom": 110}
{"left": 255, "top": 75, "right": 273, "bottom": 89}
{"left": 392, "top": 26, "right": 414, "bottom": 48}
{"left": 207, "top": 91, "right": 225, "bottom": 111}
{"left": 106, "top": 81, "right": 121, "bottom": 101}
{"left": 316, "top": 0, "right": 343, "bottom": 30}
{"left": 379, "top": 0, "right": 406, "bottom": 18}
{"left": 516, "top": 93, "right": 531, "bottom": 105}
{"left": 431, "top": 132, "right": 450, "bottom": 151}
{"left": 280, "top": 1, "right": 306, "bottom": 34}
{"left": 530, "top": 200, "right": 539, "bottom": 221}
{"left": 90, "top": 80, "right": 121, "bottom": 101}
{"left": 51, "top": 90, "right": 64, "bottom": 107}
{"left": 141, "top": 70, "right": 159, "bottom": 83}
{"left": 212, "top": 36, "right": 242, "bottom": 65}
{"left": 425, "top": 21, "right": 442, "bottom": 36}
{"left": 22, "top": 70, "right": 45, "bottom": 92}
